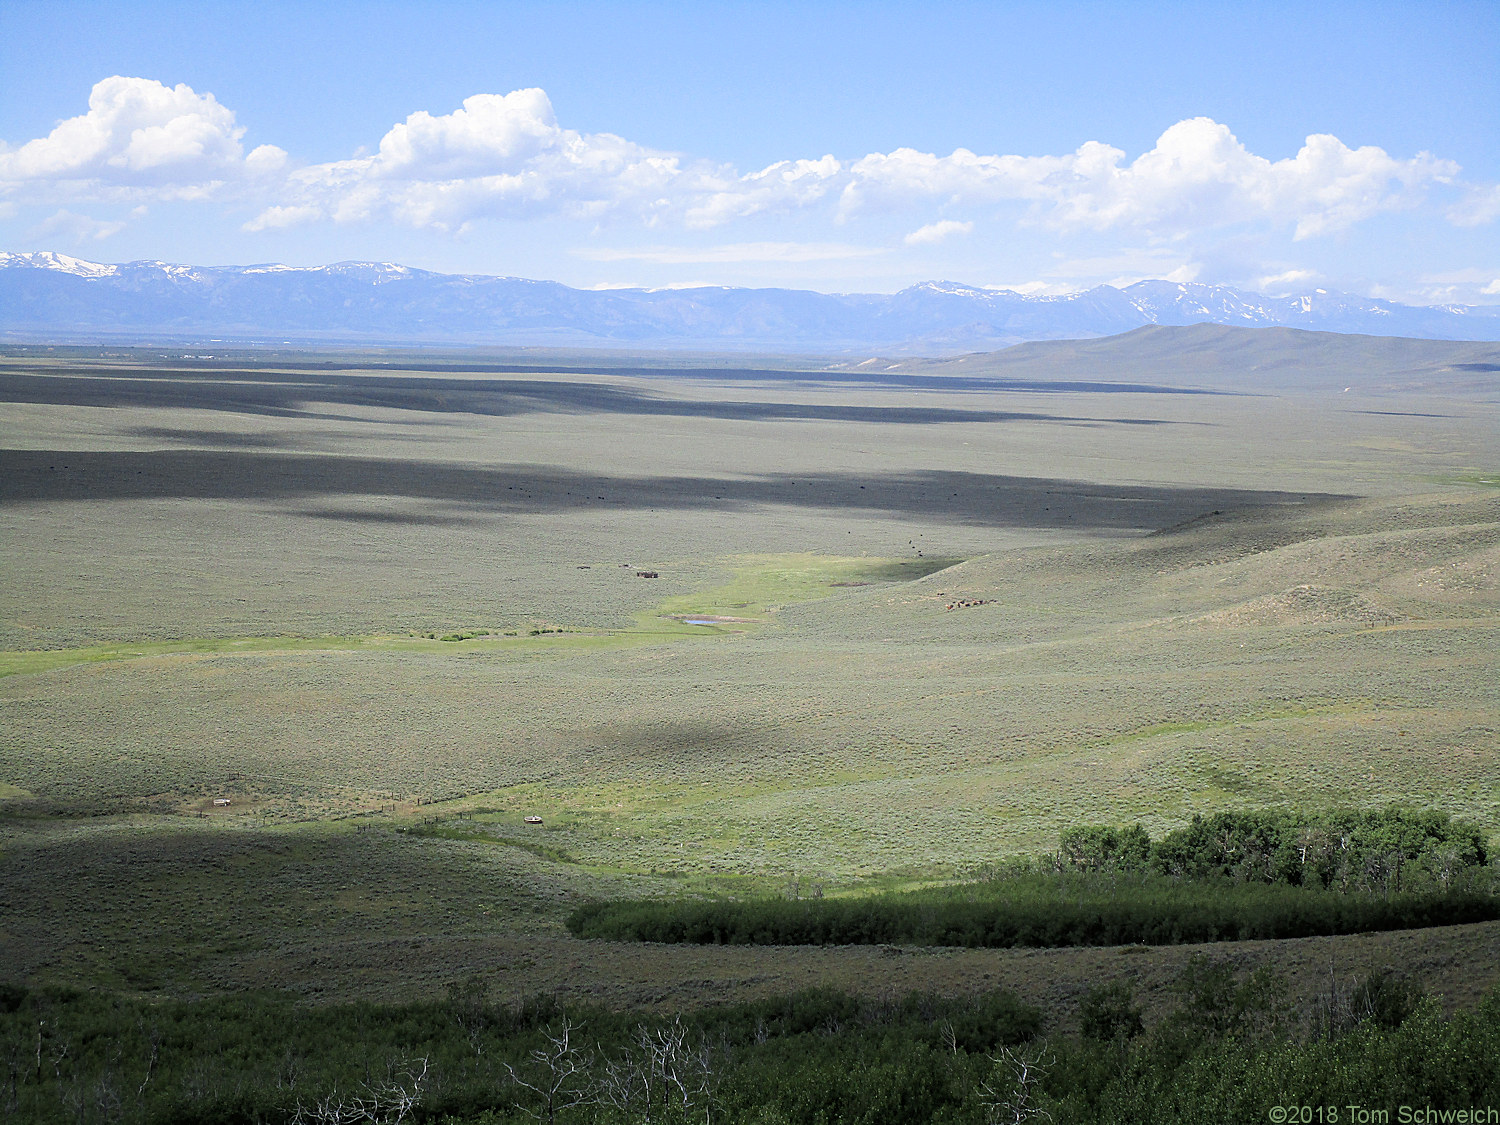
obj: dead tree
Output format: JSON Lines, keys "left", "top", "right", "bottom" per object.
{"left": 290, "top": 1056, "right": 429, "bottom": 1125}
{"left": 448, "top": 976, "right": 490, "bottom": 1057}
{"left": 939, "top": 1020, "right": 960, "bottom": 1056}
{"left": 502, "top": 1018, "right": 595, "bottom": 1125}
{"left": 646, "top": 1017, "right": 715, "bottom": 1122}
{"left": 594, "top": 1049, "right": 648, "bottom": 1120}
{"left": 978, "top": 1043, "right": 1054, "bottom": 1125}
{"left": 596, "top": 1017, "right": 717, "bottom": 1125}
{"left": 135, "top": 1018, "right": 161, "bottom": 1099}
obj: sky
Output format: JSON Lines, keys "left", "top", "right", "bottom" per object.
{"left": 1, "top": 0, "right": 1497, "bottom": 302}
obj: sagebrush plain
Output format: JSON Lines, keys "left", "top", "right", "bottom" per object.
{"left": 1, "top": 333, "right": 1497, "bottom": 1017}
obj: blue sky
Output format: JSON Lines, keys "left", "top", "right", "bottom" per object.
{"left": 2, "top": 0, "right": 1497, "bottom": 301}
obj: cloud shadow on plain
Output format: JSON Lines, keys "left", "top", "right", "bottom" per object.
{"left": 0, "top": 448, "right": 1335, "bottom": 533}
{"left": 123, "top": 426, "right": 297, "bottom": 448}
{"left": 0, "top": 367, "right": 1195, "bottom": 427}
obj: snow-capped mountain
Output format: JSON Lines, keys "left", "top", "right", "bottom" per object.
{"left": 1121, "top": 280, "right": 1492, "bottom": 339}
{"left": 3, "top": 251, "right": 1497, "bottom": 351}
{"left": 3, "top": 250, "right": 122, "bottom": 279}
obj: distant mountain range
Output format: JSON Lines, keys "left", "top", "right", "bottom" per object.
{"left": 4, "top": 250, "right": 1499, "bottom": 352}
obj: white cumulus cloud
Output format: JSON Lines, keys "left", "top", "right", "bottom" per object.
{"left": 241, "top": 204, "right": 323, "bottom": 232}
{"left": 683, "top": 156, "right": 843, "bottom": 228}
{"left": 260, "top": 88, "right": 698, "bottom": 232}
{"left": 1257, "top": 268, "right": 1320, "bottom": 293}
{"left": 370, "top": 88, "right": 566, "bottom": 179}
{"left": 251, "top": 91, "right": 848, "bottom": 234}
{"left": 0, "top": 76, "right": 285, "bottom": 202}
{"left": 843, "top": 118, "right": 1457, "bottom": 240}
{"left": 904, "top": 219, "right": 974, "bottom": 245}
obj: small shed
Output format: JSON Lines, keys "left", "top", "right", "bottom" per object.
{"left": 213, "top": 798, "right": 231, "bottom": 807}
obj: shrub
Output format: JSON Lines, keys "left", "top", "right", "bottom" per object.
{"left": 1078, "top": 981, "right": 1145, "bottom": 1042}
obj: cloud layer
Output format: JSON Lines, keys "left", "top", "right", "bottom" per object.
{"left": 259, "top": 88, "right": 694, "bottom": 231}
{"left": 0, "top": 76, "right": 1492, "bottom": 298}
{"left": 247, "top": 93, "right": 1460, "bottom": 241}
{"left": 849, "top": 119, "right": 1457, "bottom": 240}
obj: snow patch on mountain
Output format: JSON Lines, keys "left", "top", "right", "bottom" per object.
{"left": 0, "top": 250, "right": 119, "bottom": 278}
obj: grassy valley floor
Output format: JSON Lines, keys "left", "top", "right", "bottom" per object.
{"left": 0, "top": 346, "right": 1496, "bottom": 1030}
